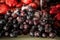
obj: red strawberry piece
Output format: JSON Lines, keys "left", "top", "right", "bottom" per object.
{"left": 56, "top": 4, "right": 60, "bottom": 9}
{"left": 0, "top": 4, "right": 9, "bottom": 14}
{"left": 34, "top": 0, "right": 40, "bottom": 7}
{"left": 29, "top": 3, "right": 38, "bottom": 9}
{"left": 0, "top": 0, "right": 5, "bottom": 3}
{"left": 16, "top": 3, "right": 23, "bottom": 8}
{"left": 5, "top": 0, "right": 17, "bottom": 7}
{"left": 21, "top": 0, "right": 32, "bottom": 4}
{"left": 55, "top": 13, "right": 60, "bottom": 20}
{"left": 50, "top": 8, "right": 57, "bottom": 14}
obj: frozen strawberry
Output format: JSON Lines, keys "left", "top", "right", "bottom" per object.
{"left": 34, "top": 0, "right": 40, "bottom": 7}
{"left": 50, "top": 4, "right": 60, "bottom": 15}
{"left": 0, "top": 4, "right": 9, "bottom": 14}
{"left": 0, "top": 0, "right": 5, "bottom": 3}
{"left": 56, "top": 4, "right": 60, "bottom": 9}
{"left": 16, "top": 3, "right": 23, "bottom": 8}
{"left": 5, "top": 0, "right": 17, "bottom": 7}
{"left": 50, "top": 6, "right": 57, "bottom": 15}
{"left": 55, "top": 13, "right": 60, "bottom": 20}
{"left": 21, "top": 0, "right": 32, "bottom": 4}
{"left": 29, "top": 3, "right": 38, "bottom": 9}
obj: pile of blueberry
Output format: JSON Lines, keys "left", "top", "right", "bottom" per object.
{"left": 0, "top": 5, "right": 57, "bottom": 38}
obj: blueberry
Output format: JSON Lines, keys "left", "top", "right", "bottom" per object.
{"left": 42, "top": 33, "right": 47, "bottom": 38}
{"left": 29, "top": 32, "right": 34, "bottom": 37}
{"left": 34, "top": 31, "right": 40, "bottom": 37}
{"left": 49, "top": 32, "right": 56, "bottom": 38}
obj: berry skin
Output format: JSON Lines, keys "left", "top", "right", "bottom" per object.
{"left": 29, "top": 32, "right": 34, "bottom": 37}
{"left": 5, "top": 0, "right": 17, "bottom": 7}
{"left": 49, "top": 33, "right": 56, "bottom": 38}
{"left": 34, "top": 31, "right": 40, "bottom": 37}
{"left": 56, "top": 4, "right": 60, "bottom": 9}
{"left": 42, "top": 33, "right": 47, "bottom": 38}
{"left": 16, "top": 3, "right": 23, "bottom": 8}
{"left": 21, "top": 0, "right": 32, "bottom": 4}
{"left": 0, "top": 4, "right": 9, "bottom": 14}
{"left": 55, "top": 13, "right": 60, "bottom": 20}
{"left": 0, "top": 0, "right": 5, "bottom": 3}
{"left": 29, "top": 3, "right": 38, "bottom": 9}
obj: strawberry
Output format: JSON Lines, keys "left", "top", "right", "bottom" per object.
{"left": 21, "top": 0, "right": 32, "bottom": 4}
{"left": 0, "top": 4, "right": 9, "bottom": 14}
{"left": 29, "top": 3, "right": 38, "bottom": 9}
{"left": 55, "top": 13, "right": 60, "bottom": 20}
{"left": 0, "top": 0, "right": 5, "bottom": 3}
{"left": 5, "top": 0, "right": 17, "bottom": 7}
{"left": 16, "top": 3, "right": 23, "bottom": 8}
